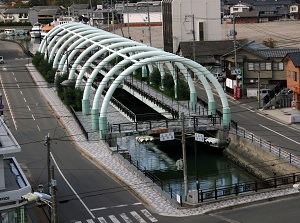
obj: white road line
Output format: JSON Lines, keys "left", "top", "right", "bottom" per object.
{"left": 50, "top": 152, "right": 95, "bottom": 219}
{"left": 17, "top": 83, "right": 20, "bottom": 88}
{"left": 0, "top": 75, "right": 17, "bottom": 129}
{"left": 260, "top": 124, "right": 300, "bottom": 145}
{"left": 20, "top": 91, "right": 23, "bottom": 95}
{"left": 97, "top": 217, "right": 108, "bottom": 223}
{"left": 32, "top": 114, "right": 35, "bottom": 120}
{"left": 130, "top": 211, "right": 146, "bottom": 223}
{"left": 109, "top": 215, "right": 121, "bottom": 223}
{"left": 74, "top": 221, "right": 82, "bottom": 223}
{"left": 86, "top": 220, "right": 95, "bottom": 223}
{"left": 37, "top": 125, "right": 40, "bottom": 131}
{"left": 90, "top": 203, "right": 141, "bottom": 212}
{"left": 141, "top": 209, "right": 158, "bottom": 222}
{"left": 120, "top": 213, "right": 133, "bottom": 223}
{"left": 27, "top": 105, "right": 30, "bottom": 111}
{"left": 24, "top": 98, "right": 26, "bottom": 103}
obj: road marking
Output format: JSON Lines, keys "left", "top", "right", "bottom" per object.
{"left": 27, "top": 105, "right": 30, "bottom": 111}
{"left": 86, "top": 220, "right": 95, "bottom": 223}
{"left": 141, "top": 209, "right": 158, "bottom": 222}
{"left": 0, "top": 75, "right": 17, "bottom": 129}
{"left": 32, "top": 114, "right": 35, "bottom": 120}
{"left": 120, "top": 213, "right": 133, "bottom": 223}
{"left": 50, "top": 152, "right": 95, "bottom": 219}
{"left": 109, "top": 215, "right": 121, "bottom": 223}
{"left": 209, "top": 213, "right": 240, "bottom": 223}
{"left": 90, "top": 203, "right": 142, "bottom": 212}
{"left": 97, "top": 217, "right": 108, "bottom": 223}
{"left": 20, "top": 91, "right": 23, "bottom": 95}
{"left": 37, "top": 125, "right": 40, "bottom": 131}
{"left": 130, "top": 211, "right": 146, "bottom": 223}
{"left": 15, "top": 77, "right": 17, "bottom": 82}
{"left": 24, "top": 98, "right": 26, "bottom": 103}
{"left": 260, "top": 124, "right": 300, "bottom": 145}
{"left": 17, "top": 83, "right": 20, "bottom": 88}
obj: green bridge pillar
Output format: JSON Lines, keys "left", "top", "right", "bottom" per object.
{"left": 99, "top": 116, "right": 108, "bottom": 139}
{"left": 189, "top": 92, "right": 197, "bottom": 112}
{"left": 222, "top": 107, "right": 231, "bottom": 127}
{"left": 91, "top": 108, "right": 99, "bottom": 131}
{"left": 208, "top": 101, "right": 216, "bottom": 116}
{"left": 82, "top": 99, "right": 90, "bottom": 115}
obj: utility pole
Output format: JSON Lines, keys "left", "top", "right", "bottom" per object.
{"left": 44, "top": 133, "right": 51, "bottom": 194}
{"left": 127, "top": 0, "right": 131, "bottom": 38}
{"left": 51, "top": 165, "right": 58, "bottom": 223}
{"left": 181, "top": 112, "right": 188, "bottom": 200}
{"left": 257, "top": 68, "right": 261, "bottom": 109}
{"left": 192, "top": 14, "right": 196, "bottom": 62}
{"left": 147, "top": 1, "right": 152, "bottom": 46}
{"left": 233, "top": 14, "right": 238, "bottom": 86}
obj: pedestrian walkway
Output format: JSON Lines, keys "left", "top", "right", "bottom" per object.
{"left": 26, "top": 64, "right": 299, "bottom": 217}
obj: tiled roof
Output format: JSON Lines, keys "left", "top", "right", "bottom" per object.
{"left": 178, "top": 39, "right": 248, "bottom": 57}
{"left": 256, "top": 48, "right": 300, "bottom": 58}
{"left": 3, "top": 8, "right": 29, "bottom": 14}
{"left": 284, "top": 52, "right": 300, "bottom": 67}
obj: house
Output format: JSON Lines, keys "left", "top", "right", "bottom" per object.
{"left": 222, "top": 40, "right": 299, "bottom": 95}
{"left": 176, "top": 39, "right": 248, "bottom": 67}
{"left": 230, "top": 2, "right": 252, "bottom": 14}
{"left": 0, "top": 117, "right": 31, "bottom": 223}
{"left": 162, "top": 0, "right": 221, "bottom": 54}
{"left": 121, "top": 1, "right": 162, "bottom": 24}
{"left": 32, "top": 6, "right": 65, "bottom": 24}
{"left": 289, "top": 3, "right": 300, "bottom": 20}
{"left": 283, "top": 52, "right": 300, "bottom": 109}
{"left": 0, "top": 8, "right": 31, "bottom": 23}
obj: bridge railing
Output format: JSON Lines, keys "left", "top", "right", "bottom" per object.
{"left": 109, "top": 116, "right": 222, "bottom": 134}
{"left": 230, "top": 121, "right": 300, "bottom": 168}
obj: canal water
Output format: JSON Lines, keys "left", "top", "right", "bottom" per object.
{"left": 118, "top": 136, "right": 257, "bottom": 196}
{"left": 2, "top": 34, "right": 258, "bottom": 196}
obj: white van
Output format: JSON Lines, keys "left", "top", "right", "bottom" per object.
{"left": 0, "top": 56, "right": 3, "bottom": 64}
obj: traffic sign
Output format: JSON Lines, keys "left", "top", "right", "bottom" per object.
{"left": 231, "top": 68, "right": 241, "bottom": 75}
{"left": 160, "top": 132, "right": 175, "bottom": 141}
{"left": 0, "top": 104, "right": 4, "bottom": 109}
{"left": 195, "top": 133, "right": 204, "bottom": 142}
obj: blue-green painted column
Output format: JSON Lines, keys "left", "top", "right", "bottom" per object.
{"left": 189, "top": 92, "right": 197, "bottom": 112}
{"left": 91, "top": 108, "right": 99, "bottom": 131}
{"left": 99, "top": 116, "right": 108, "bottom": 139}
{"left": 82, "top": 99, "right": 90, "bottom": 115}
{"left": 142, "top": 66, "right": 147, "bottom": 78}
{"left": 222, "top": 107, "right": 231, "bottom": 127}
{"left": 208, "top": 101, "right": 216, "bottom": 116}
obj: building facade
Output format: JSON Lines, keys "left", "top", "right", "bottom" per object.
{"left": 162, "top": 0, "right": 221, "bottom": 53}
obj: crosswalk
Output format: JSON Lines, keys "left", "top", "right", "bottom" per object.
{"left": 75, "top": 209, "right": 158, "bottom": 223}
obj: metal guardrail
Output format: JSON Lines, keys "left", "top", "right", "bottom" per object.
{"left": 69, "top": 106, "right": 89, "bottom": 140}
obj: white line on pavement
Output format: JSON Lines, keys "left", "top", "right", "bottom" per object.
{"left": 260, "top": 124, "right": 300, "bottom": 145}
{"left": 50, "top": 152, "right": 95, "bottom": 219}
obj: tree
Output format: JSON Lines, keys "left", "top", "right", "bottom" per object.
{"left": 262, "top": 37, "right": 276, "bottom": 48}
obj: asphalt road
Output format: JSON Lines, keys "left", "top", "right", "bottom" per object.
{"left": 2, "top": 40, "right": 300, "bottom": 223}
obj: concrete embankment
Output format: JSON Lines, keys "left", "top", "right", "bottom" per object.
{"left": 224, "top": 133, "right": 300, "bottom": 179}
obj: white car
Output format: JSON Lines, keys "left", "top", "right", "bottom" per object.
{"left": 0, "top": 56, "right": 3, "bottom": 64}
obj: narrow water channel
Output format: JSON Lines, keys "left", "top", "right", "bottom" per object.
{"left": 118, "top": 136, "right": 258, "bottom": 196}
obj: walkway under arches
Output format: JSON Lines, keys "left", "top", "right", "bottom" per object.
{"left": 38, "top": 22, "right": 231, "bottom": 138}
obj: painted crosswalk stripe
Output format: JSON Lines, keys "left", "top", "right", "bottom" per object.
{"left": 74, "top": 221, "right": 82, "bottom": 223}
{"left": 130, "top": 211, "right": 147, "bottom": 223}
{"left": 141, "top": 209, "right": 158, "bottom": 222}
{"left": 109, "top": 215, "right": 121, "bottom": 223}
{"left": 87, "top": 220, "right": 95, "bottom": 223}
{"left": 120, "top": 213, "right": 133, "bottom": 223}
{"left": 97, "top": 217, "right": 108, "bottom": 223}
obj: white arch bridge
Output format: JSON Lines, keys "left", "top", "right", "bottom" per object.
{"left": 38, "top": 23, "right": 231, "bottom": 140}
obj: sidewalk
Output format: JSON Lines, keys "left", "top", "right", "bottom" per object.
{"left": 26, "top": 64, "right": 300, "bottom": 217}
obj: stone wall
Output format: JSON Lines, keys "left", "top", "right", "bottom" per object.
{"left": 224, "top": 133, "right": 300, "bottom": 180}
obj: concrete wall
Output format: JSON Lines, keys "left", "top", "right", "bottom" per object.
{"left": 224, "top": 133, "right": 300, "bottom": 179}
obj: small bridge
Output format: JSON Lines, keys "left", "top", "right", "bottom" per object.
{"left": 38, "top": 22, "right": 231, "bottom": 144}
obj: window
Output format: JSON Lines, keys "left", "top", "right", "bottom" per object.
{"left": 294, "top": 71, "right": 297, "bottom": 81}
{"left": 272, "top": 62, "right": 284, "bottom": 71}
{"left": 248, "top": 62, "right": 271, "bottom": 71}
